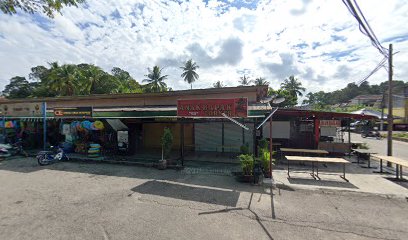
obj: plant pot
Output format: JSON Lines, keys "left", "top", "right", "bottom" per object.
{"left": 157, "top": 159, "right": 167, "bottom": 170}
{"left": 235, "top": 173, "right": 254, "bottom": 183}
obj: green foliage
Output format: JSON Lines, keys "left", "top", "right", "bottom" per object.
{"left": 238, "top": 154, "right": 254, "bottom": 175}
{"left": 239, "top": 75, "right": 252, "bottom": 86}
{"left": 303, "top": 80, "right": 408, "bottom": 109}
{"left": 258, "top": 138, "right": 268, "bottom": 149}
{"left": 2, "top": 63, "right": 144, "bottom": 98}
{"left": 268, "top": 88, "right": 297, "bottom": 107}
{"left": 213, "top": 81, "right": 225, "bottom": 88}
{"left": 0, "top": 0, "right": 85, "bottom": 18}
{"left": 143, "top": 66, "right": 169, "bottom": 93}
{"left": 180, "top": 59, "right": 199, "bottom": 89}
{"left": 240, "top": 143, "right": 249, "bottom": 154}
{"left": 1, "top": 76, "right": 33, "bottom": 98}
{"left": 280, "top": 75, "right": 305, "bottom": 104}
{"left": 161, "top": 128, "right": 173, "bottom": 159}
{"left": 253, "top": 77, "right": 269, "bottom": 86}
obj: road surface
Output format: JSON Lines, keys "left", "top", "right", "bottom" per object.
{"left": 1, "top": 157, "right": 408, "bottom": 240}
{"left": 347, "top": 132, "right": 408, "bottom": 159}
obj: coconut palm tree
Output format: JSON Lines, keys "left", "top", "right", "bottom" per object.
{"left": 253, "top": 77, "right": 269, "bottom": 86}
{"left": 280, "top": 75, "right": 306, "bottom": 98}
{"left": 239, "top": 75, "right": 252, "bottom": 86}
{"left": 180, "top": 59, "right": 199, "bottom": 89}
{"left": 143, "top": 66, "right": 168, "bottom": 92}
{"left": 77, "top": 64, "right": 107, "bottom": 95}
{"left": 213, "top": 81, "right": 225, "bottom": 88}
{"left": 47, "top": 64, "right": 78, "bottom": 96}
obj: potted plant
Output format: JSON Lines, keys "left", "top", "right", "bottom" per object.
{"left": 158, "top": 128, "right": 173, "bottom": 170}
{"left": 237, "top": 154, "right": 254, "bottom": 182}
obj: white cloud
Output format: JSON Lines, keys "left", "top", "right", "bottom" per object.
{"left": 0, "top": 0, "right": 407, "bottom": 95}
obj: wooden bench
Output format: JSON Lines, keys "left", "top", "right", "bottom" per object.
{"left": 280, "top": 148, "right": 329, "bottom": 160}
{"left": 285, "top": 155, "right": 350, "bottom": 181}
{"left": 371, "top": 155, "right": 408, "bottom": 180}
{"left": 351, "top": 149, "right": 377, "bottom": 168}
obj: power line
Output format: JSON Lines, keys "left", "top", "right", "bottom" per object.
{"left": 356, "top": 57, "right": 387, "bottom": 86}
{"left": 342, "top": 0, "right": 388, "bottom": 57}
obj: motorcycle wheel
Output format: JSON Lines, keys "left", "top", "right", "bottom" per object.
{"left": 37, "top": 154, "right": 51, "bottom": 166}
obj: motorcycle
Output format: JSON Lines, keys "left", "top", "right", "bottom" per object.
{"left": 361, "top": 130, "right": 382, "bottom": 140}
{"left": 37, "top": 146, "right": 69, "bottom": 166}
{"left": 0, "top": 139, "right": 28, "bottom": 158}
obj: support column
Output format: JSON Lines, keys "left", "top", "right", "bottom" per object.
{"left": 314, "top": 118, "right": 320, "bottom": 149}
{"left": 42, "top": 102, "right": 47, "bottom": 150}
{"left": 221, "top": 120, "right": 225, "bottom": 153}
{"left": 180, "top": 121, "right": 184, "bottom": 166}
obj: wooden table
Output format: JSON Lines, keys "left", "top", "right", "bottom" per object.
{"left": 280, "top": 148, "right": 329, "bottom": 160}
{"left": 351, "top": 149, "right": 377, "bottom": 168}
{"left": 285, "top": 155, "right": 350, "bottom": 181}
{"left": 371, "top": 155, "right": 408, "bottom": 180}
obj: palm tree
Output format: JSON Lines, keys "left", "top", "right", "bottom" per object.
{"left": 78, "top": 65, "right": 107, "bottom": 95}
{"left": 253, "top": 77, "right": 269, "bottom": 86}
{"left": 47, "top": 64, "right": 78, "bottom": 96}
{"left": 180, "top": 59, "right": 199, "bottom": 89}
{"left": 143, "top": 66, "right": 168, "bottom": 92}
{"left": 280, "top": 75, "right": 306, "bottom": 98}
{"left": 239, "top": 75, "right": 252, "bottom": 86}
{"left": 213, "top": 81, "right": 225, "bottom": 88}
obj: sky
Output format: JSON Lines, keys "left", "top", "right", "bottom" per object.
{"left": 0, "top": 0, "right": 407, "bottom": 97}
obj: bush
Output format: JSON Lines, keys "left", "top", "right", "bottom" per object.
{"left": 258, "top": 138, "right": 268, "bottom": 149}
{"left": 161, "top": 128, "right": 173, "bottom": 159}
{"left": 238, "top": 154, "right": 254, "bottom": 175}
{"left": 240, "top": 143, "right": 249, "bottom": 154}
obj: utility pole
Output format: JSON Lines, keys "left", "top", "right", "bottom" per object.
{"left": 387, "top": 44, "right": 393, "bottom": 156}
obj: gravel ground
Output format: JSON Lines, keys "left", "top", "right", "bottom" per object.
{"left": 1, "top": 157, "right": 407, "bottom": 240}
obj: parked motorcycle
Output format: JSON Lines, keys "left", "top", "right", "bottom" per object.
{"left": 0, "top": 139, "right": 28, "bottom": 158}
{"left": 361, "top": 130, "right": 382, "bottom": 140}
{"left": 37, "top": 146, "right": 69, "bottom": 166}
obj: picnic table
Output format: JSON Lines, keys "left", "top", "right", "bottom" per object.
{"left": 351, "top": 149, "right": 377, "bottom": 168}
{"left": 280, "top": 148, "right": 328, "bottom": 155}
{"left": 285, "top": 155, "right": 350, "bottom": 182}
{"left": 280, "top": 148, "right": 329, "bottom": 159}
{"left": 371, "top": 155, "right": 408, "bottom": 180}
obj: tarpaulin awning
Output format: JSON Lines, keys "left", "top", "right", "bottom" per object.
{"left": 106, "top": 119, "right": 128, "bottom": 131}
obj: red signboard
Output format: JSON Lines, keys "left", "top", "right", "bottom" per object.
{"left": 320, "top": 120, "right": 341, "bottom": 127}
{"left": 177, "top": 98, "right": 248, "bottom": 118}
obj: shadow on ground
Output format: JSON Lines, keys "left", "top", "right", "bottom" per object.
{"left": 131, "top": 180, "right": 240, "bottom": 207}
{"left": 288, "top": 177, "right": 358, "bottom": 189}
{"left": 384, "top": 177, "right": 408, "bottom": 189}
{"left": 0, "top": 157, "right": 266, "bottom": 194}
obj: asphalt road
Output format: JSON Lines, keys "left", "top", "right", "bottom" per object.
{"left": 1, "top": 157, "right": 408, "bottom": 240}
{"left": 347, "top": 132, "right": 408, "bottom": 159}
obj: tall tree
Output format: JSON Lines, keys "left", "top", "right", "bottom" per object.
{"left": 239, "top": 75, "right": 252, "bottom": 86}
{"left": 213, "top": 81, "right": 225, "bottom": 88}
{"left": 111, "top": 67, "right": 142, "bottom": 93}
{"left": 47, "top": 64, "right": 79, "bottom": 96}
{"left": 76, "top": 64, "right": 108, "bottom": 95}
{"left": 253, "top": 77, "right": 269, "bottom": 86}
{"left": 268, "top": 88, "right": 297, "bottom": 108}
{"left": 2, "top": 76, "right": 33, "bottom": 98}
{"left": 180, "top": 59, "right": 199, "bottom": 89}
{"left": 0, "top": 0, "right": 85, "bottom": 18}
{"left": 280, "top": 75, "right": 305, "bottom": 103}
{"left": 143, "top": 66, "right": 168, "bottom": 93}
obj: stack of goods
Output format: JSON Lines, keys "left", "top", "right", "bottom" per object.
{"left": 88, "top": 143, "right": 101, "bottom": 158}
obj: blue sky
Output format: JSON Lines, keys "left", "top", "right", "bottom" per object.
{"left": 0, "top": 0, "right": 407, "bottom": 96}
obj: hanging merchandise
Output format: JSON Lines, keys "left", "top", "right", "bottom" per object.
{"left": 81, "top": 120, "right": 92, "bottom": 130}
{"left": 93, "top": 120, "right": 104, "bottom": 130}
{"left": 62, "top": 124, "right": 71, "bottom": 135}
{"left": 5, "top": 121, "right": 14, "bottom": 128}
